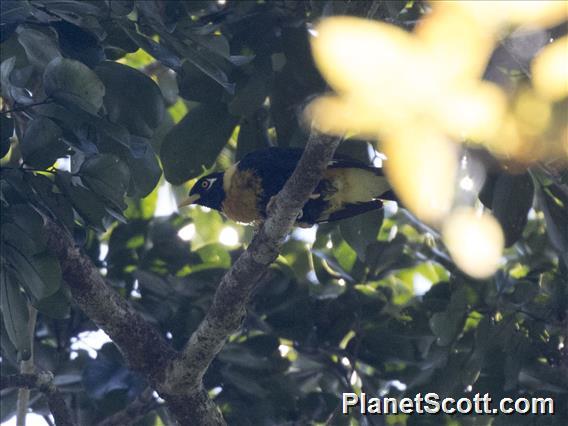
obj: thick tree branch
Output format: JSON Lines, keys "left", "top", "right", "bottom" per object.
{"left": 160, "top": 132, "right": 342, "bottom": 423}
{"left": 44, "top": 220, "right": 177, "bottom": 382}
{"left": 1, "top": 372, "right": 74, "bottom": 426}
{"left": 43, "top": 130, "right": 341, "bottom": 425}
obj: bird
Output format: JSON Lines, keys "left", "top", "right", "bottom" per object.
{"left": 178, "top": 147, "right": 394, "bottom": 227}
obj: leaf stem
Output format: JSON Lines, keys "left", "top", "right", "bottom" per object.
{"left": 16, "top": 305, "right": 38, "bottom": 426}
{"left": 1, "top": 100, "right": 53, "bottom": 115}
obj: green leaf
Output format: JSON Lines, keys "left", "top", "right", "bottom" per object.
{"left": 1, "top": 1, "right": 35, "bottom": 25}
{"left": 1, "top": 115, "right": 14, "bottom": 158}
{"left": 125, "top": 143, "right": 162, "bottom": 198}
{"left": 33, "top": 285, "right": 71, "bottom": 319}
{"left": 177, "top": 59, "right": 223, "bottom": 103}
{"left": 5, "top": 203, "right": 46, "bottom": 252}
{"left": 340, "top": 209, "right": 383, "bottom": 261}
{"left": 160, "top": 103, "right": 238, "bottom": 184}
{"left": 17, "top": 27, "right": 61, "bottom": 68}
{"left": 229, "top": 71, "right": 270, "bottom": 117}
{"left": 120, "top": 25, "right": 182, "bottom": 71}
{"left": 429, "top": 312, "right": 455, "bottom": 346}
{"left": 4, "top": 248, "right": 61, "bottom": 302}
{"left": 25, "top": 173, "right": 75, "bottom": 231}
{"left": 0, "top": 315, "right": 19, "bottom": 367}
{"left": 80, "top": 154, "right": 130, "bottom": 210}
{"left": 162, "top": 32, "right": 234, "bottom": 93}
{"left": 1, "top": 56, "right": 32, "bottom": 105}
{"left": 95, "top": 61, "right": 165, "bottom": 138}
{"left": 0, "top": 265, "right": 31, "bottom": 360}
{"left": 491, "top": 172, "right": 533, "bottom": 247}
{"left": 540, "top": 184, "right": 568, "bottom": 266}
{"left": 56, "top": 172, "right": 108, "bottom": 230}
{"left": 44, "top": 57, "right": 105, "bottom": 114}
{"left": 236, "top": 117, "right": 269, "bottom": 161}
{"left": 2, "top": 223, "right": 39, "bottom": 257}
{"left": 192, "top": 243, "right": 231, "bottom": 272}
{"left": 21, "top": 117, "right": 67, "bottom": 168}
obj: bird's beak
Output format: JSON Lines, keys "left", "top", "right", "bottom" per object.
{"left": 178, "top": 194, "right": 200, "bottom": 208}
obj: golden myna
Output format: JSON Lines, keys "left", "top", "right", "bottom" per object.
{"left": 179, "top": 147, "right": 394, "bottom": 227}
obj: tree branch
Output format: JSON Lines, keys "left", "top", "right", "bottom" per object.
{"left": 43, "top": 130, "right": 341, "bottom": 425}
{"left": 1, "top": 372, "right": 74, "bottom": 426}
{"left": 160, "top": 132, "right": 342, "bottom": 423}
{"left": 44, "top": 220, "right": 177, "bottom": 382}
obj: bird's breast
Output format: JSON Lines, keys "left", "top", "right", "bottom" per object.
{"left": 222, "top": 169, "right": 263, "bottom": 223}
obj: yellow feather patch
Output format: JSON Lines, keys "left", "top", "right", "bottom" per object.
{"left": 321, "top": 168, "right": 389, "bottom": 215}
{"left": 222, "top": 169, "right": 263, "bottom": 223}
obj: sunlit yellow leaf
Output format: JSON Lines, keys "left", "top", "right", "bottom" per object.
{"left": 304, "top": 95, "right": 381, "bottom": 138}
{"left": 383, "top": 127, "right": 457, "bottom": 225}
{"left": 532, "top": 35, "right": 568, "bottom": 102}
{"left": 442, "top": 208, "right": 504, "bottom": 279}
{"left": 437, "top": 82, "right": 508, "bottom": 142}
{"left": 311, "top": 17, "right": 416, "bottom": 97}
{"left": 436, "top": 1, "right": 568, "bottom": 29}
{"left": 416, "top": 6, "right": 495, "bottom": 81}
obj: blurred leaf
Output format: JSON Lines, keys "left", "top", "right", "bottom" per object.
{"left": 492, "top": 172, "right": 534, "bottom": 247}
{"left": 1, "top": 1, "right": 34, "bottom": 26}
{"left": 193, "top": 243, "right": 231, "bottom": 271}
{"left": 0, "top": 314, "right": 19, "bottom": 366}
{"left": 218, "top": 344, "right": 273, "bottom": 370}
{"left": 44, "top": 57, "right": 105, "bottom": 114}
{"left": 229, "top": 69, "right": 270, "bottom": 117}
{"left": 21, "top": 117, "right": 67, "bottom": 168}
{"left": 33, "top": 285, "right": 71, "bottom": 319}
{"left": 340, "top": 209, "right": 383, "bottom": 261}
{"left": 95, "top": 61, "right": 165, "bottom": 138}
{"left": 0, "top": 265, "right": 31, "bottom": 360}
{"left": 161, "top": 103, "right": 238, "bottom": 184}
{"left": 221, "top": 368, "right": 266, "bottom": 396}
{"left": 236, "top": 115, "right": 269, "bottom": 161}
{"left": 0, "top": 389, "right": 18, "bottom": 423}
{"left": 83, "top": 343, "right": 146, "bottom": 400}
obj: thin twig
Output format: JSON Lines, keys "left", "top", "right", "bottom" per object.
{"left": 17, "top": 306, "right": 37, "bottom": 426}
{"left": 2, "top": 372, "right": 75, "bottom": 426}
{"left": 1, "top": 100, "right": 54, "bottom": 115}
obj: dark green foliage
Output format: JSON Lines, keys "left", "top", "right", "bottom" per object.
{"left": 1, "top": 1, "right": 567, "bottom": 425}
{"left": 161, "top": 103, "right": 239, "bottom": 184}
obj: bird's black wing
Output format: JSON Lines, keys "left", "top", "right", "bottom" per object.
{"left": 237, "top": 147, "right": 388, "bottom": 214}
{"left": 238, "top": 147, "right": 383, "bottom": 179}
{"left": 237, "top": 148, "right": 305, "bottom": 204}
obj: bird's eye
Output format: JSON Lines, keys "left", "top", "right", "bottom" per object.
{"left": 201, "top": 181, "right": 209, "bottom": 189}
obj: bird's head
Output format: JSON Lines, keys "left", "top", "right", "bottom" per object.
{"left": 178, "top": 172, "right": 225, "bottom": 211}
